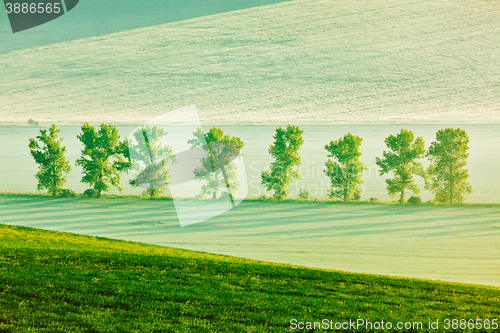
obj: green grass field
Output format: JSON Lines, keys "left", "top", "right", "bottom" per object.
{"left": 1, "top": 194, "right": 499, "bottom": 287}
{"left": 1, "top": 223, "right": 499, "bottom": 332}
{"left": 1, "top": 0, "right": 499, "bottom": 125}
{"left": 3, "top": 0, "right": 499, "bottom": 329}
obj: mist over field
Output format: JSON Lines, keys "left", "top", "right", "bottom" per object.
{"left": 1, "top": 0, "right": 499, "bottom": 125}
{"left": 2, "top": 124, "right": 500, "bottom": 202}
{"left": 2, "top": 196, "right": 499, "bottom": 286}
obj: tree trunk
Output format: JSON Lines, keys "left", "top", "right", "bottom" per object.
{"left": 449, "top": 166, "right": 454, "bottom": 205}
{"left": 449, "top": 181, "right": 454, "bottom": 205}
{"left": 97, "top": 168, "right": 103, "bottom": 198}
{"left": 52, "top": 167, "right": 57, "bottom": 196}
{"left": 221, "top": 168, "right": 235, "bottom": 208}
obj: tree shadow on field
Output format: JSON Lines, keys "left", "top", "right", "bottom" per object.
{"left": 0, "top": 196, "right": 179, "bottom": 232}
{"left": 131, "top": 202, "right": 500, "bottom": 240}
{"left": 2, "top": 197, "right": 500, "bottom": 241}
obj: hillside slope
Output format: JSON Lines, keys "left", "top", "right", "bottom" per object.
{"left": 1, "top": 224, "right": 499, "bottom": 332}
{"left": 1, "top": 0, "right": 499, "bottom": 125}
{"left": 0, "top": 0, "right": 291, "bottom": 54}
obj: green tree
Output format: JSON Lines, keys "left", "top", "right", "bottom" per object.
{"left": 426, "top": 128, "right": 472, "bottom": 204}
{"left": 28, "top": 124, "right": 72, "bottom": 196}
{"left": 76, "top": 123, "right": 130, "bottom": 197}
{"left": 188, "top": 127, "right": 244, "bottom": 206}
{"left": 261, "top": 125, "right": 304, "bottom": 200}
{"left": 128, "top": 125, "right": 177, "bottom": 198}
{"left": 376, "top": 129, "right": 426, "bottom": 204}
{"left": 324, "top": 133, "right": 366, "bottom": 201}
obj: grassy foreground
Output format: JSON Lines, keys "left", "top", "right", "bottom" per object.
{"left": 1, "top": 193, "right": 500, "bottom": 286}
{"left": 0, "top": 224, "right": 499, "bottom": 332}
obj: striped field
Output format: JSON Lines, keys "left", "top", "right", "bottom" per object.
{"left": 1, "top": 194, "right": 499, "bottom": 286}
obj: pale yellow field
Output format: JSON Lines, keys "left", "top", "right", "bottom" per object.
{"left": 1, "top": 0, "right": 499, "bottom": 125}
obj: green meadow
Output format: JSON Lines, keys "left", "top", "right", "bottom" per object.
{"left": 1, "top": 222, "right": 499, "bottom": 332}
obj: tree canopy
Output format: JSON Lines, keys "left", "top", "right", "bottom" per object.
{"left": 188, "top": 127, "right": 243, "bottom": 206}
{"left": 324, "top": 133, "right": 366, "bottom": 201}
{"left": 76, "top": 123, "right": 130, "bottom": 197}
{"left": 376, "top": 129, "right": 426, "bottom": 204}
{"left": 128, "top": 125, "right": 177, "bottom": 198}
{"left": 426, "top": 128, "right": 472, "bottom": 204}
{"left": 261, "top": 125, "right": 304, "bottom": 200}
{"left": 28, "top": 124, "right": 71, "bottom": 196}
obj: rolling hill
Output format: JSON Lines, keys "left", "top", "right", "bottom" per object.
{"left": 1, "top": 223, "right": 499, "bottom": 332}
{"left": 1, "top": 0, "right": 499, "bottom": 125}
{"left": 0, "top": 0, "right": 291, "bottom": 54}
